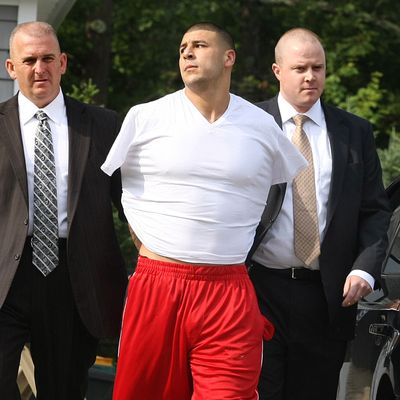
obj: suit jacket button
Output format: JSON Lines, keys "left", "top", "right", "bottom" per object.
{"left": 24, "top": 219, "right": 28, "bottom": 225}
{"left": 14, "top": 254, "right": 21, "bottom": 261}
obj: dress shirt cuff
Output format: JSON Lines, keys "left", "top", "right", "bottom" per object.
{"left": 348, "top": 269, "right": 375, "bottom": 290}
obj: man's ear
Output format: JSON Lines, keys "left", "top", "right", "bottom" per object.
{"left": 5, "top": 59, "right": 17, "bottom": 80}
{"left": 272, "top": 63, "right": 281, "bottom": 81}
{"left": 224, "top": 49, "right": 236, "bottom": 67}
{"left": 60, "top": 52, "right": 68, "bottom": 75}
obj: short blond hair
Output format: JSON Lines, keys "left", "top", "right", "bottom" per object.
{"left": 275, "top": 28, "right": 323, "bottom": 64}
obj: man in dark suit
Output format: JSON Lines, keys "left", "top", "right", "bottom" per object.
{"left": 0, "top": 21, "right": 127, "bottom": 399}
{"left": 249, "top": 28, "right": 391, "bottom": 400}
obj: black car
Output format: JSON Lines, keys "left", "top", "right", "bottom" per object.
{"left": 338, "top": 176, "right": 400, "bottom": 400}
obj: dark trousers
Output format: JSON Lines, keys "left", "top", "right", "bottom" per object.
{"left": 249, "top": 262, "right": 347, "bottom": 400}
{"left": 0, "top": 238, "right": 98, "bottom": 400}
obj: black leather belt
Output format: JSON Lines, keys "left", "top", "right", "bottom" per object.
{"left": 251, "top": 261, "right": 321, "bottom": 281}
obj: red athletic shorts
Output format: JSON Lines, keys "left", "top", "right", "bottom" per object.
{"left": 112, "top": 256, "right": 274, "bottom": 400}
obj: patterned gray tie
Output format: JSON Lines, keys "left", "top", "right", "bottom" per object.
{"left": 32, "top": 110, "right": 59, "bottom": 276}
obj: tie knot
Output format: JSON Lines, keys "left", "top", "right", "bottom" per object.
{"left": 35, "top": 110, "right": 48, "bottom": 123}
{"left": 293, "top": 114, "right": 308, "bottom": 128}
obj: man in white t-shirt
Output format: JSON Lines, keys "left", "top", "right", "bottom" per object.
{"left": 102, "top": 22, "right": 306, "bottom": 400}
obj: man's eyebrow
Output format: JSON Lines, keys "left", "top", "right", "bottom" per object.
{"left": 22, "top": 53, "right": 56, "bottom": 60}
{"left": 192, "top": 40, "right": 208, "bottom": 45}
{"left": 180, "top": 39, "right": 208, "bottom": 47}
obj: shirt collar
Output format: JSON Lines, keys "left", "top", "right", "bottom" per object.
{"left": 277, "top": 93, "right": 324, "bottom": 127}
{"left": 18, "top": 89, "right": 66, "bottom": 126}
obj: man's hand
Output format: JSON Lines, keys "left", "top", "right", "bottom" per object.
{"left": 342, "top": 275, "right": 373, "bottom": 307}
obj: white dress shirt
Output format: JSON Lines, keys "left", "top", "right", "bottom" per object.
{"left": 253, "top": 94, "right": 374, "bottom": 288}
{"left": 18, "top": 90, "right": 69, "bottom": 238}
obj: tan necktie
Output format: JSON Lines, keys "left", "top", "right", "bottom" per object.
{"left": 292, "top": 114, "right": 320, "bottom": 266}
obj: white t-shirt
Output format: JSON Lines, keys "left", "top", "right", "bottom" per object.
{"left": 102, "top": 89, "right": 306, "bottom": 264}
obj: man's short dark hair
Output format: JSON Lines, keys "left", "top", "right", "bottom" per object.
{"left": 184, "top": 22, "right": 235, "bottom": 51}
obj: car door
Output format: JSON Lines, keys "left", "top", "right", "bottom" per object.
{"left": 337, "top": 176, "right": 400, "bottom": 400}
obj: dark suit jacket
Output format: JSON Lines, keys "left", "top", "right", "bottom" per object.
{"left": 256, "top": 96, "right": 391, "bottom": 339}
{"left": 0, "top": 94, "right": 128, "bottom": 339}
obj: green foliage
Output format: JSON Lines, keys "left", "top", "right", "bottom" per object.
{"left": 341, "top": 72, "right": 383, "bottom": 128}
{"left": 59, "top": 0, "right": 400, "bottom": 140}
{"left": 378, "top": 129, "right": 400, "bottom": 187}
{"left": 66, "top": 78, "right": 100, "bottom": 104}
{"left": 325, "top": 72, "right": 384, "bottom": 130}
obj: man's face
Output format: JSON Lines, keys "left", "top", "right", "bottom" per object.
{"left": 179, "top": 29, "right": 231, "bottom": 89}
{"left": 272, "top": 39, "right": 326, "bottom": 113}
{"left": 6, "top": 32, "right": 67, "bottom": 108}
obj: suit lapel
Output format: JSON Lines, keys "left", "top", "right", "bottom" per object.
{"left": 0, "top": 96, "right": 29, "bottom": 206}
{"left": 266, "top": 97, "right": 283, "bottom": 128}
{"left": 65, "top": 96, "right": 91, "bottom": 232}
{"left": 323, "top": 104, "right": 350, "bottom": 230}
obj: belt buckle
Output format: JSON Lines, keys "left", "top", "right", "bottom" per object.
{"left": 291, "top": 267, "right": 297, "bottom": 279}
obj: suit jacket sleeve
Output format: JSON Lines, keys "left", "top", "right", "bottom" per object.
{"left": 351, "top": 120, "right": 391, "bottom": 281}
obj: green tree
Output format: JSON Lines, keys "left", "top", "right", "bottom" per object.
{"left": 379, "top": 129, "right": 400, "bottom": 186}
{"left": 59, "top": 1, "right": 400, "bottom": 121}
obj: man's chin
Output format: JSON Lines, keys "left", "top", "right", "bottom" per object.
{"left": 30, "top": 91, "right": 56, "bottom": 108}
{"left": 301, "top": 94, "right": 320, "bottom": 108}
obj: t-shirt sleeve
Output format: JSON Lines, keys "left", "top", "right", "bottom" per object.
{"left": 271, "top": 129, "right": 307, "bottom": 185}
{"left": 101, "top": 108, "right": 136, "bottom": 176}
